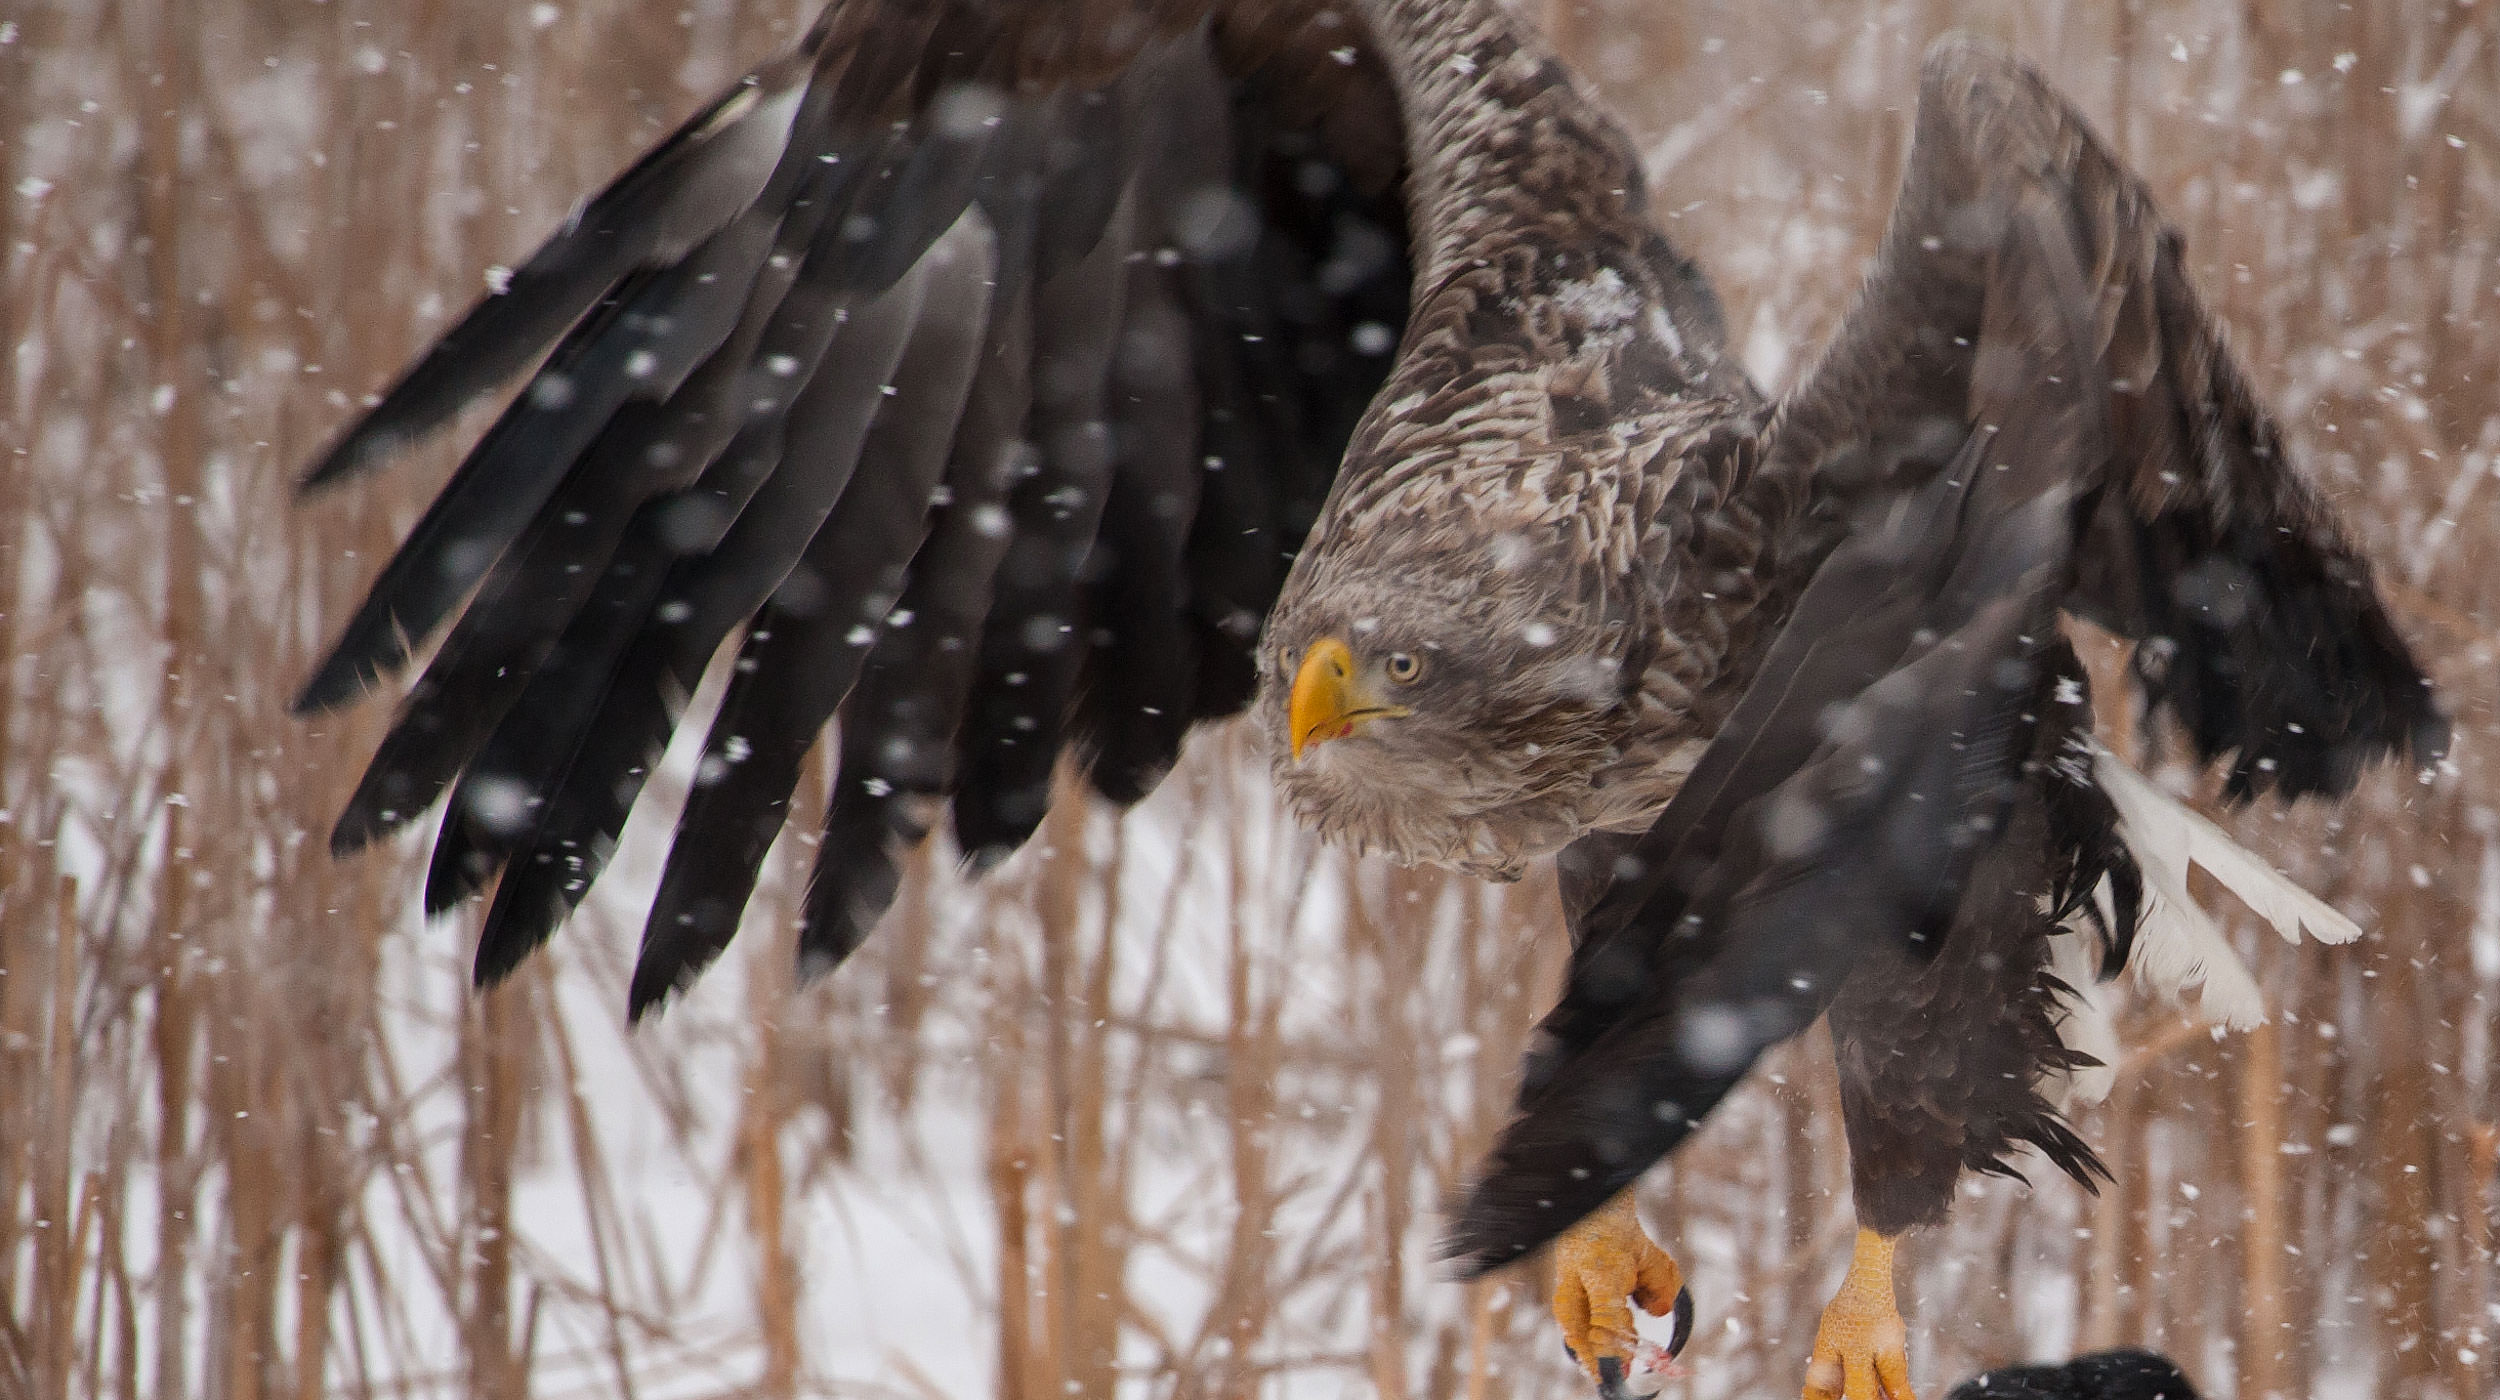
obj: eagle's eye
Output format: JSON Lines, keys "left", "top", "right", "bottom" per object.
{"left": 1385, "top": 651, "right": 1423, "bottom": 684}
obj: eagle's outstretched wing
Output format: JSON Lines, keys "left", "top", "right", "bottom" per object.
{"left": 1446, "top": 36, "right": 2444, "bottom": 1272}
{"left": 296, "top": 1, "right": 1414, "bottom": 1016}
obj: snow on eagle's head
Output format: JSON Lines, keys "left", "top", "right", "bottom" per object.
{"left": 1254, "top": 513, "right": 1646, "bottom": 879}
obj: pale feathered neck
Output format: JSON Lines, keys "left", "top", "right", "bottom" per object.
{"left": 1354, "top": 0, "right": 1651, "bottom": 287}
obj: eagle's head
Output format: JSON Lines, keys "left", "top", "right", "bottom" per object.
{"left": 1254, "top": 524, "right": 1647, "bottom": 878}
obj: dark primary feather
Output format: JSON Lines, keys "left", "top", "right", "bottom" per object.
{"left": 795, "top": 295, "right": 1043, "bottom": 982}
{"left": 1076, "top": 259, "right": 1204, "bottom": 805}
{"left": 300, "top": 215, "right": 787, "bottom": 717}
{"left": 626, "top": 220, "right": 995, "bottom": 1016}
{"left": 300, "top": 0, "right": 1414, "bottom": 1009}
{"left": 297, "top": 51, "right": 818, "bottom": 494}
{"left": 947, "top": 146, "right": 1133, "bottom": 868}
{"left": 454, "top": 249, "right": 931, "bottom": 982}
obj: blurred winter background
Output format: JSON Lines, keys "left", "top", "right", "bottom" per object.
{"left": 2, "top": 0, "right": 2494, "bottom": 1396}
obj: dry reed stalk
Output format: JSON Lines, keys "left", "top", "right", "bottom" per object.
{"left": 990, "top": 1042, "right": 1041, "bottom": 1400}
{"left": 71, "top": 1169, "right": 111, "bottom": 1400}
{"left": 741, "top": 905, "right": 802, "bottom": 1399}
{"left": 1352, "top": 868, "right": 1420, "bottom": 1400}
{"left": 2471, "top": 1121, "right": 2499, "bottom": 1390}
{"left": 1462, "top": 1279, "right": 1494, "bottom": 1400}
{"left": 2240, "top": 1016, "right": 2288, "bottom": 1400}
{"left": 545, "top": 973, "right": 646, "bottom": 1400}
{"left": 460, "top": 983, "right": 529, "bottom": 1398}
{"left": 1030, "top": 790, "right": 1127, "bottom": 1400}
{"left": 147, "top": 912, "right": 199, "bottom": 1400}
{"left": 94, "top": 1141, "right": 137, "bottom": 1400}
{"left": 2368, "top": 881, "right": 2449, "bottom": 1395}
{"left": 1177, "top": 761, "right": 1290, "bottom": 1400}
{"left": 34, "top": 876, "right": 77, "bottom": 1400}
{"left": 0, "top": 835, "right": 32, "bottom": 1358}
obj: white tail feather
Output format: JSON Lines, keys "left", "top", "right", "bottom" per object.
{"left": 2091, "top": 750, "right": 2361, "bottom": 1031}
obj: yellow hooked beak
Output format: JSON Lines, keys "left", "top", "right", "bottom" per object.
{"left": 1289, "top": 636, "right": 1410, "bottom": 760}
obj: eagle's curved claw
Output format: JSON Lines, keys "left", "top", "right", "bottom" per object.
{"left": 1552, "top": 1191, "right": 1691, "bottom": 1395}
{"left": 1803, "top": 1228, "right": 1915, "bottom": 1400}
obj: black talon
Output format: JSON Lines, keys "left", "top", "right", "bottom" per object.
{"left": 1566, "top": 1282, "right": 1697, "bottom": 1396}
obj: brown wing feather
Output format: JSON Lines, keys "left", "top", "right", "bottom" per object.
{"left": 1452, "top": 33, "right": 2443, "bottom": 1269}
{"left": 1771, "top": 35, "right": 2444, "bottom": 797}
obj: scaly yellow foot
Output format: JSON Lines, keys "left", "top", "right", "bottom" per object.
{"left": 1803, "top": 1228, "right": 1915, "bottom": 1400}
{"left": 1552, "top": 1190, "right": 1693, "bottom": 1396}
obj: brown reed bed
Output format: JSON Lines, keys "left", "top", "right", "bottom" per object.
{"left": 3, "top": 1, "right": 2495, "bottom": 1397}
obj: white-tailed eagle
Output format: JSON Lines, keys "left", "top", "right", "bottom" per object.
{"left": 297, "top": 2, "right": 2445, "bottom": 1394}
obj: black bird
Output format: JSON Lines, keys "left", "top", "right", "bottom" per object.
{"left": 1949, "top": 1348, "right": 2204, "bottom": 1400}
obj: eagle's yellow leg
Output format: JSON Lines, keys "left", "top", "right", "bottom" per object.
{"left": 1552, "top": 1190, "right": 1688, "bottom": 1394}
{"left": 1803, "top": 1228, "right": 1915, "bottom": 1400}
